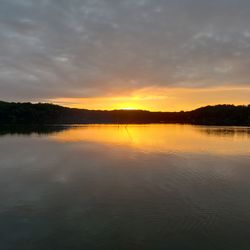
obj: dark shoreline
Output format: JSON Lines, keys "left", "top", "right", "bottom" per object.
{"left": 1, "top": 101, "right": 250, "bottom": 126}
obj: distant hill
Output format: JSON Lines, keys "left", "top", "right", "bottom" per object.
{"left": 0, "top": 101, "right": 250, "bottom": 126}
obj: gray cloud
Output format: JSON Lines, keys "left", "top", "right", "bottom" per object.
{"left": 1, "top": 0, "right": 250, "bottom": 100}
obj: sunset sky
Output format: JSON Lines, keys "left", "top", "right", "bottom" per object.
{"left": 1, "top": 0, "right": 250, "bottom": 111}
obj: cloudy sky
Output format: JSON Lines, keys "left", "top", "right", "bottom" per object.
{"left": 1, "top": 0, "right": 250, "bottom": 110}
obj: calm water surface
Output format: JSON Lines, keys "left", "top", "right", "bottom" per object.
{"left": 0, "top": 124, "right": 250, "bottom": 250}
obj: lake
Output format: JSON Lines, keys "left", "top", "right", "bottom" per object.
{"left": 0, "top": 124, "right": 250, "bottom": 250}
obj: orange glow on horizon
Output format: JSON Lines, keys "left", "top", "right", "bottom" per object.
{"left": 48, "top": 86, "right": 250, "bottom": 112}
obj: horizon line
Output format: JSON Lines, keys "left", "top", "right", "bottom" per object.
{"left": 1, "top": 100, "right": 250, "bottom": 113}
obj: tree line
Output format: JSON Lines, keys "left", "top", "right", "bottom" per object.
{"left": 0, "top": 101, "right": 250, "bottom": 125}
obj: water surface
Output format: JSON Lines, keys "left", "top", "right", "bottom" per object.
{"left": 0, "top": 124, "right": 250, "bottom": 250}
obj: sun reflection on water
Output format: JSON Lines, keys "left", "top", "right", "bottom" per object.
{"left": 50, "top": 124, "right": 250, "bottom": 155}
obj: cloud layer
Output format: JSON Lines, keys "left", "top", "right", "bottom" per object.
{"left": 1, "top": 0, "right": 250, "bottom": 101}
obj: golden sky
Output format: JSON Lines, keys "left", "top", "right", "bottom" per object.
{"left": 50, "top": 86, "right": 250, "bottom": 111}
{"left": 1, "top": 1, "right": 250, "bottom": 111}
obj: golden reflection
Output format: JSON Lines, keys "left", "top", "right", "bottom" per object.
{"left": 50, "top": 124, "right": 250, "bottom": 155}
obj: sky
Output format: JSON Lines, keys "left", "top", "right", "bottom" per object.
{"left": 0, "top": 0, "right": 250, "bottom": 111}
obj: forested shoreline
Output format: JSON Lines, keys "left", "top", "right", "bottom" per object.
{"left": 0, "top": 101, "right": 250, "bottom": 126}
